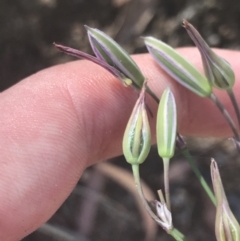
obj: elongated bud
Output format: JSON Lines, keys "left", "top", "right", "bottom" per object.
{"left": 85, "top": 26, "right": 145, "bottom": 89}
{"left": 155, "top": 200, "right": 173, "bottom": 231}
{"left": 123, "top": 83, "right": 151, "bottom": 165}
{"left": 211, "top": 159, "right": 240, "bottom": 241}
{"left": 144, "top": 36, "right": 212, "bottom": 97}
{"left": 54, "top": 43, "right": 130, "bottom": 83}
{"left": 183, "top": 20, "right": 235, "bottom": 90}
{"left": 157, "top": 88, "right": 177, "bottom": 158}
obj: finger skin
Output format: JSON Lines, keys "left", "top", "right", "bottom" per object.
{"left": 0, "top": 48, "right": 239, "bottom": 240}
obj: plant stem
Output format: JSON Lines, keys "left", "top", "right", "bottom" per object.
{"left": 132, "top": 164, "right": 160, "bottom": 222}
{"left": 183, "top": 149, "right": 216, "bottom": 205}
{"left": 163, "top": 158, "right": 171, "bottom": 211}
{"left": 146, "top": 86, "right": 159, "bottom": 103}
{"left": 169, "top": 228, "right": 186, "bottom": 241}
{"left": 210, "top": 93, "right": 240, "bottom": 141}
{"left": 131, "top": 164, "right": 187, "bottom": 241}
{"left": 227, "top": 89, "right": 240, "bottom": 128}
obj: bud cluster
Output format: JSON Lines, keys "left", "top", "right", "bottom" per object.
{"left": 55, "top": 21, "right": 240, "bottom": 241}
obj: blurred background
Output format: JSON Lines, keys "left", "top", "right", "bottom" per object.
{"left": 1, "top": 0, "right": 240, "bottom": 240}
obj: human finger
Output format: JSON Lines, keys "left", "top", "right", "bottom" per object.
{"left": 0, "top": 48, "right": 239, "bottom": 240}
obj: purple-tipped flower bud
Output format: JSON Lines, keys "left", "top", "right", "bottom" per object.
{"left": 54, "top": 43, "right": 129, "bottom": 83}
{"left": 183, "top": 20, "right": 235, "bottom": 90}
{"left": 211, "top": 159, "right": 240, "bottom": 241}
{"left": 144, "top": 36, "right": 212, "bottom": 97}
{"left": 85, "top": 26, "right": 145, "bottom": 89}
{"left": 155, "top": 200, "right": 173, "bottom": 231}
{"left": 122, "top": 83, "right": 151, "bottom": 165}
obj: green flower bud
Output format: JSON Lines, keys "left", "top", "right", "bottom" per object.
{"left": 211, "top": 159, "right": 240, "bottom": 241}
{"left": 183, "top": 20, "right": 235, "bottom": 90}
{"left": 157, "top": 88, "right": 177, "bottom": 159}
{"left": 86, "top": 26, "right": 145, "bottom": 89}
{"left": 144, "top": 36, "right": 212, "bottom": 97}
{"left": 123, "top": 83, "right": 151, "bottom": 165}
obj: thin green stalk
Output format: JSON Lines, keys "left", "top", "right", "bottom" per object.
{"left": 163, "top": 158, "right": 171, "bottom": 211}
{"left": 169, "top": 228, "right": 186, "bottom": 241}
{"left": 183, "top": 149, "right": 216, "bottom": 206}
{"left": 227, "top": 89, "right": 240, "bottom": 128}
{"left": 131, "top": 164, "right": 187, "bottom": 241}
{"left": 210, "top": 93, "right": 240, "bottom": 141}
{"left": 131, "top": 164, "right": 160, "bottom": 222}
{"left": 146, "top": 86, "right": 159, "bottom": 103}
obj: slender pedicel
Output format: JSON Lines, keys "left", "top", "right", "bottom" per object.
{"left": 131, "top": 165, "right": 186, "bottom": 241}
